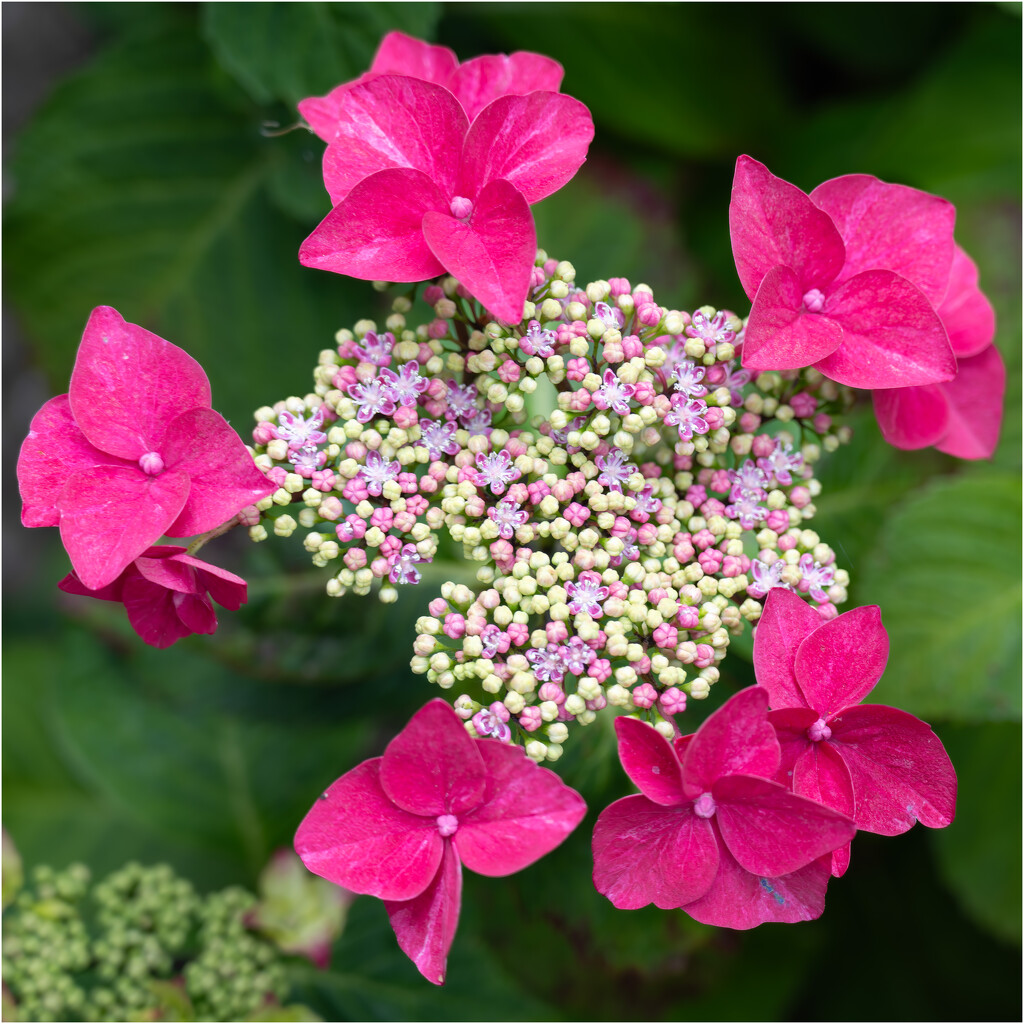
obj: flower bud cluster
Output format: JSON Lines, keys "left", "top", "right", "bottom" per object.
{"left": 247, "top": 254, "right": 853, "bottom": 757}
{"left": 1, "top": 860, "right": 303, "bottom": 1023}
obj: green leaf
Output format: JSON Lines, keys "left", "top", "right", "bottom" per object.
{"left": 201, "top": 2, "right": 442, "bottom": 105}
{"left": 932, "top": 722, "right": 1022, "bottom": 944}
{"left": 859, "top": 469, "right": 1021, "bottom": 722}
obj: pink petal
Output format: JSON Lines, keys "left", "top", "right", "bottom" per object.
{"left": 298, "top": 83, "right": 364, "bottom": 144}
{"left": 450, "top": 52, "right": 564, "bottom": 122}
{"left": 69, "top": 306, "right": 211, "bottom": 460}
{"left": 714, "top": 774, "right": 855, "bottom": 876}
{"left": 830, "top": 704, "right": 957, "bottom": 834}
{"left": 830, "top": 842, "right": 851, "bottom": 879}
{"left": 18, "top": 395, "right": 126, "bottom": 528}
{"left": 810, "top": 174, "right": 955, "bottom": 306}
{"left": 793, "top": 604, "right": 889, "bottom": 716}
{"left": 299, "top": 168, "right": 447, "bottom": 281}
{"left": 742, "top": 265, "right": 844, "bottom": 371}
{"left": 768, "top": 706, "right": 816, "bottom": 788}
{"left": 613, "top": 717, "right": 685, "bottom": 806}
{"left": 454, "top": 739, "right": 585, "bottom": 875}
{"left": 421, "top": 178, "right": 535, "bottom": 322}
{"left": 183, "top": 555, "right": 248, "bottom": 611}
{"left": 816, "top": 270, "right": 956, "bottom": 389}
{"left": 294, "top": 758, "right": 443, "bottom": 902}
{"left": 122, "top": 576, "right": 215, "bottom": 648}
{"left": 753, "top": 589, "right": 821, "bottom": 709}
{"left": 591, "top": 794, "right": 718, "bottom": 909}
{"left": 872, "top": 384, "right": 950, "bottom": 450}
{"left": 681, "top": 686, "right": 780, "bottom": 799}
{"left": 935, "top": 344, "right": 1005, "bottom": 460}
{"left": 791, "top": 742, "right": 855, "bottom": 821}
{"left": 682, "top": 832, "right": 831, "bottom": 929}
{"left": 314, "top": 76, "right": 466, "bottom": 205}
{"left": 133, "top": 549, "right": 203, "bottom": 594}
{"left": 370, "top": 32, "right": 458, "bottom": 86}
{"left": 57, "top": 465, "right": 190, "bottom": 591}
{"left": 939, "top": 246, "right": 996, "bottom": 358}
{"left": 58, "top": 569, "right": 129, "bottom": 603}
{"left": 729, "top": 156, "right": 846, "bottom": 301}
{"left": 385, "top": 840, "right": 461, "bottom": 986}
{"left": 161, "top": 408, "right": 275, "bottom": 538}
{"left": 379, "top": 700, "right": 486, "bottom": 818}
{"left": 458, "top": 92, "right": 593, "bottom": 203}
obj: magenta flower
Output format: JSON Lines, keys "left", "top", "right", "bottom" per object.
{"left": 872, "top": 248, "right": 1004, "bottom": 459}
{"left": 294, "top": 700, "right": 586, "bottom": 984}
{"left": 58, "top": 545, "right": 247, "bottom": 649}
{"left": 17, "top": 307, "right": 274, "bottom": 591}
{"left": 729, "top": 156, "right": 957, "bottom": 389}
{"left": 298, "top": 72, "right": 593, "bottom": 322}
{"left": 754, "top": 589, "right": 956, "bottom": 876}
{"left": 300, "top": 31, "right": 565, "bottom": 129}
{"left": 592, "top": 687, "right": 856, "bottom": 928}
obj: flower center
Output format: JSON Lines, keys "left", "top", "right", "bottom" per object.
{"left": 802, "top": 288, "right": 826, "bottom": 314}
{"left": 436, "top": 813, "right": 459, "bottom": 837}
{"left": 693, "top": 792, "right": 717, "bottom": 819}
{"left": 449, "top": 195, "right": 474, "bottom": 221}
{"left": 138, "top": 451, "right": 165, "bottom": 476}
{"left": 807, "top": 717, "right": 832, "bottom": 742}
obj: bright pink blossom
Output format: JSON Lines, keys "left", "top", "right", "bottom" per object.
{"left": 592, "top": 687, "right": 855, "bottom": 928}
{"left": 872, "top": 248, "right": 1003, "bottom": 459}
{"left": 298, "top": 73, "right": 593, "bottom": 322}
{"left": 294, "top": 699, "right": 585, "bottom": 984}
{"left": 300, "top": 31, "right": 565, "bottom": 131}
{"left": 17, "top": 307, "right": 274, "bottom": 590}
{"left": 58, "top": 545, "right": 247, "bottom": 648}
{"left": 754, "top": 589, "right": 956, "bottom": 876}
{"left": 729, "top": 156, "right": 956, "bottom": 389}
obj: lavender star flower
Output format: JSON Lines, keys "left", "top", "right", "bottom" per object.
{"left": 382, "top": 361, "right": 429, "bottom": 407}
{"left": 728, "top": 459, "right": 769, "bottom": 501}
{"left": 757, "top": 440, "right": 804, "bottom": 486}
{"left": 594, "top": 301, "right": 625, "bottom": 330}
{"left": 527, "top": 644, "right": 566, "bottom": 682}
{"left": 419, "top": 418, "right": 460, "bottom": 460}
{"left": 291, "top": 445, "right": 328, "bottom": 477}
{"left": 479, "top": 624, "right": 505, "bottom": 659}
{"left": 565, "top": 570, "right": 609, "bottom": 617}
{"left": 561, "top": 636, "right": 595, "bottom": 675}
{"left": 348, "top": 377, "right": 397, "bottom": 423}
{"left": 472, "top": 450, "right": 521, "bottom": 496}
{"left": 595, "top": 448, "right": 637, "bottom": 492}
{"left": 471, "top": 707, "right": 511, "bottom": 743}
{"left": 664, "top": 395, "right": 709, "bottom": 441}
{"left": 520, "top": 320, "right": 556, "bottom": 358}
{"left": 463, "top": 408, "right": 492, "bottom": 437}
{"left": 798, "top": 553, "right": 835, "bottom": 603}
{"left": 631, "top": 485, "right": 662, "bottom": 519}
{"left": 355, "top": 330, "right": 395, "bottom": 366}
{"left": 672, "top": 361, "right": 708, "bottom": 399}
{"left": 725, "top": 488, "right": 767, "bottom": 530}
{"left": 445, "top": 381, "right": 480, "bottom": 422}
{"left": 685, "top": 310, "right": 735, "bottom": 352}
{"left": 720, "top": 361, "right": 751, "bottom": 406}
{"left": 592, "top": 369, "right": 635, "bottom": 416}
{"left": 361, "top": 450, "right": 400, "bottom": 496}
{"left": 389, "top": 542, "right": 429, "bottom": 585}
{"left": 487, "top": 497, "right": 529, "bottom": 539}
{"left": 275, "top": 408, "right": 327, "bottom": 450}
{"left": 747, "top": 557, "right": 789, "bottom": 598}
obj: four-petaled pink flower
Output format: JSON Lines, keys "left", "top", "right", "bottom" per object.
{"left": 58, "top": 544, "right": 247, "bottom": 648}
{"left": 729, "top": 156, "right": 957, "bottom": 389}
{"left": 592, "top": 687, "right": 856, "bottom": 928}
{"left": 17, "top": 306, "right": 274, "bottom": 591}
{"left": 298, "top": 64, "right": 593, "bottom": 322}
{"left": 872, "top": 247, "right": 1005, "bottom": 459}
{"left": 294, "top": 699, "right": 586, "bottom": 984}
{"left": 754, "top": 589, "right": 956, "bottom": 877}
{"left": 592, "top": 369, "right": 635, "bottom": 416}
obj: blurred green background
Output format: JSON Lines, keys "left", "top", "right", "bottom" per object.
{"left": 3, "top": 3, "right": 1020, "bottom": 1019}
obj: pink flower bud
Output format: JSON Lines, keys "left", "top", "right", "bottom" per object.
{"left": 632, "top": 683, "right": 658, "bottom": 708}
{"left": 766, "top": 509, "right": 790, "bottom": 532}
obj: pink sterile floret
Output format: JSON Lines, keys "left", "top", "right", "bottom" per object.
{"left": 294, "top": 700, "right": 586, "bottom": 984}
{"left": 17, "top": 307, "right": 274, "bottom": 591}
{"left": 729, "top": 156, "right": 957, "bottom": 391}
{"left": 58, "top": 544, "right": 247, "bottom": 649}
{"left": 753, "top": 589, "right": 957, "bottom": 877}
{"left": 872, "top": 248, "right": 1004, "bottom": 460}
{"left": 298, "top": 64, "right": 593, "bottom": 322}
{"left": 592, "top": 687, "right": 855, "bottom": 929}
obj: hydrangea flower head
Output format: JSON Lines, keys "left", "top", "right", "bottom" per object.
{"left": 298, "top": 69, "right": 593, "bottom": 321}
{"left": 592, "top": 687, "right": 856, "bottom": 927}
{"left": 729, "top": 156, "right": 957, "bottom": 389}
{"left": 17, "top": 307, "right": 274, "bottom": 590}
{"left": 294, "top": 699, "right": 585, "bottom": 983}
{"left": 754, "top": 589, "right": 956, "bottom": 875}
{"left": 58, "top": 545, "right": 248, "bottom": 648}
